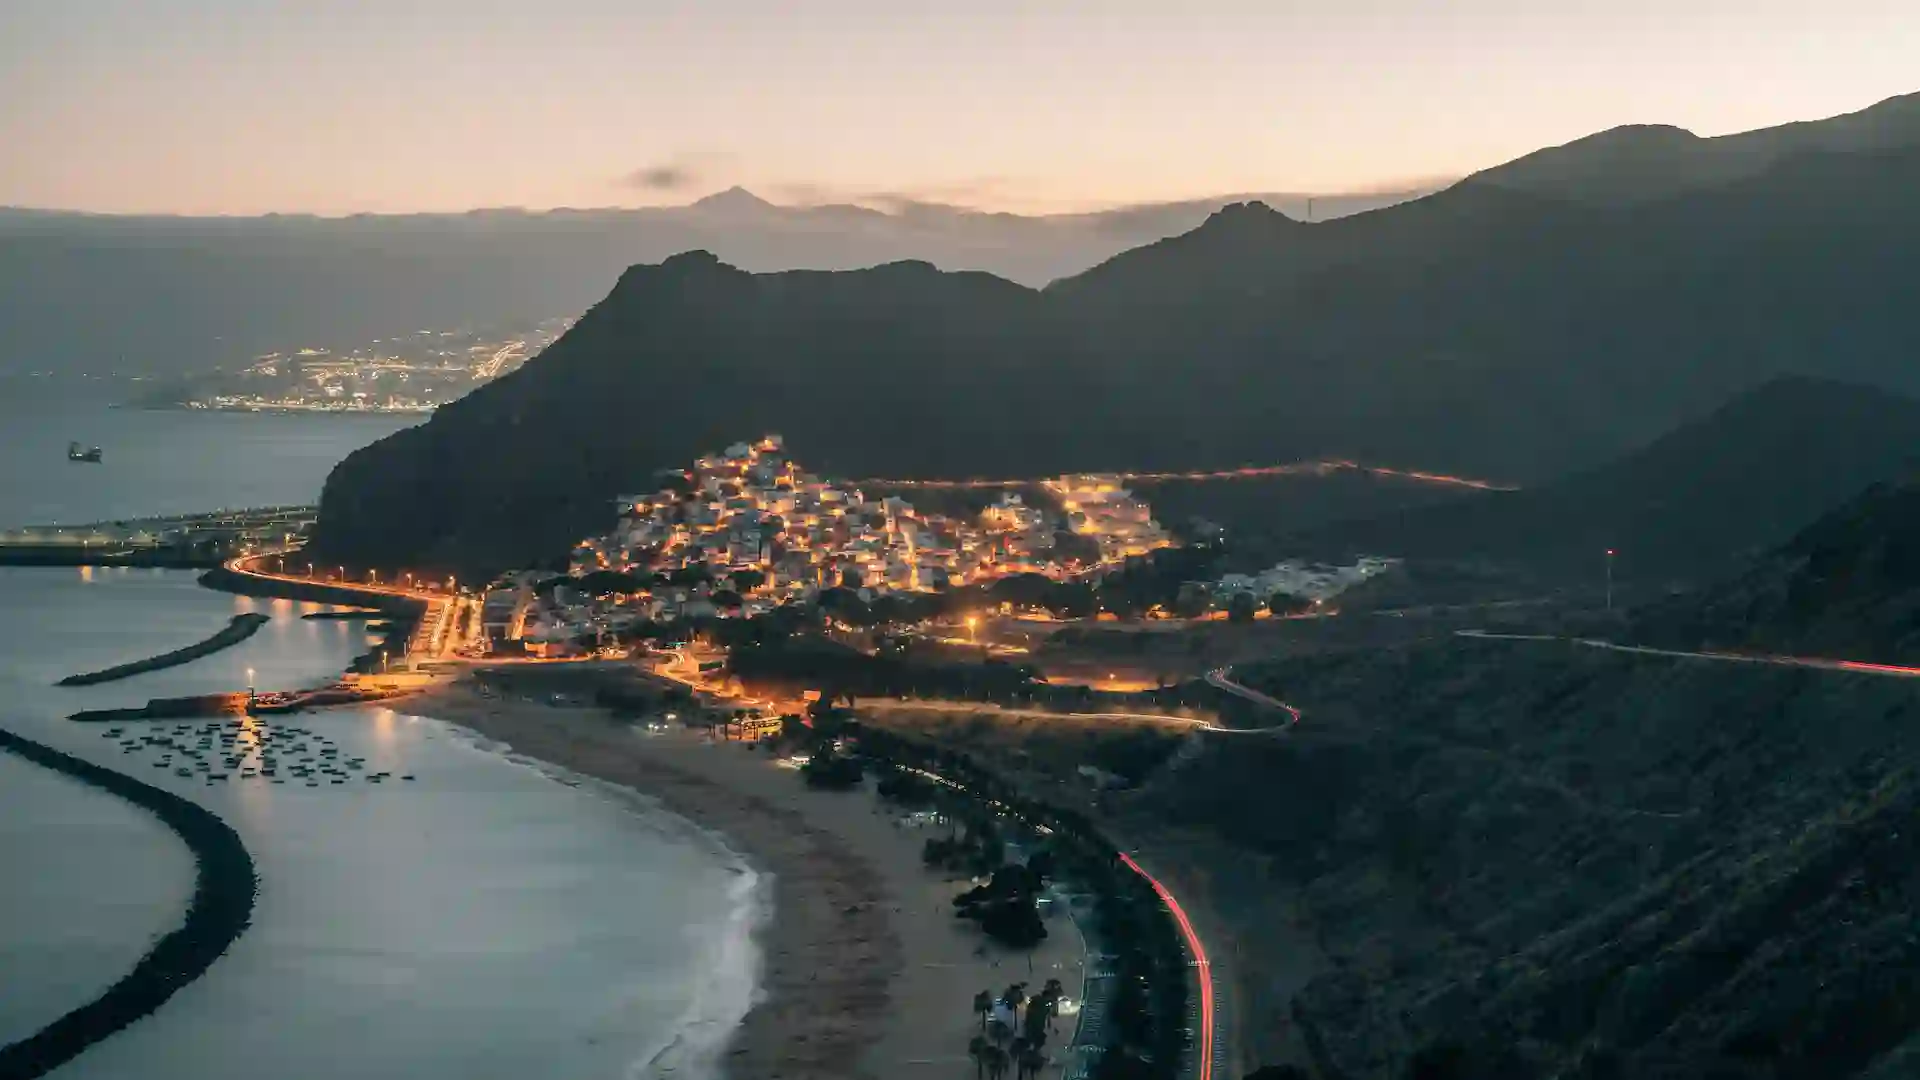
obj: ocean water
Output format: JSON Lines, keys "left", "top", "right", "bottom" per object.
{"left": 0, "top": 405, "right": 761, "bottom": 1079}
{"left": 0, "top": 397, "right": 416, "bottom": 529}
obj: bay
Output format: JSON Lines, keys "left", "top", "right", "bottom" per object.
{"left": 0, "top": 403, "right": 758, "bottom": 1079}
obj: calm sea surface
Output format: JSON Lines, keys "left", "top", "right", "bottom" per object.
{"left": 0, "top": 403, "right": 758, "bottom": 1079}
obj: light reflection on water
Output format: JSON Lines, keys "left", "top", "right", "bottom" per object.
{"left": 0, "top": 568, "right": 752, "bottom": 1080}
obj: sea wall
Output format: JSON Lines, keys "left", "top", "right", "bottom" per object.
{"left": 68, "top": 695, "right": 244, "bottom": 724}
{"left": 0, "top": 729, "right": 257, "bottom": 1079}
{"left": 57, "top": 614, "right": 271, "bottom": 687}
{"left": 197, "top": 566, "right": 420, "bottom": 615}
{"left": 0, "top": 547, "right": 221, "bottom": 569}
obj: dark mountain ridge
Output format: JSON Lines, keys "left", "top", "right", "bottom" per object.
{"left": 1638, "top": 475, "right": 1920, "bottom": 664}
{"left": 1288, "top": 377, "right": 1920, "bottom": 582}
{"left": 313, "top": 137, "right": 1920, "bottom": 573}
{"left": 1164, "top": 451, "right": 1920, "bottom": 1077}
{"left": 0, "top": 187, "right": 1430, "bottom": 381}
{"left": 1474, "top": 89, "right": 1920, "bottom": 205}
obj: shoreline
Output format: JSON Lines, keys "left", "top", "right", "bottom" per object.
{"left": 408, "top": 677, "right": 1089, "bottom": 1080}
{"left": 57, "top": 613, "right": 270, "bottom": 686}
{"left": 0, "top": 728, "right": 258, "bottom": 1079}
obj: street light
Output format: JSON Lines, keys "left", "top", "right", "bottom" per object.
{"left": 1605, "top": 549, "right": 1616, "bottom": 614}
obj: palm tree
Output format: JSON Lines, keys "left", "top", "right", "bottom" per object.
{"left": 1020, "top": 1045, "right": 1047, "bottom": 1080}
{"left": 968, "top": 1035, "right": 991, "bottom": 1080}
{"left": 1042, "top": 977, "right": 1065, "bottom": 1032}
{"left": 973, "top": 989, "right": 995, "bottom": 1032}
{"left": 1004, "top": 982, "right": 1028, "bottom": 1014}
{"left": 984, "top": 1044, "right": 1011, "bottom": 1080}
{"left": 1010, "top": 1037, "right": 1029, "bottom": 1079}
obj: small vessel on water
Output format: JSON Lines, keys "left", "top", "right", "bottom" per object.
{"left": 67, "top": 441, "right": 103, "bottom": 463}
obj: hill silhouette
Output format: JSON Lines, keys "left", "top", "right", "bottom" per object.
{"left": 1473, "top": 89, "right": 1920, "bottom": 205}
{"left": 312, "top": 132, "right": 1920, "bottom": 573}
{"left": 1289, "top": 377, "right": 1920, "bottom": 582}
{"left": 0, "top": 186, "right": 1429, "bottom": 384}
{"left": 1638, "top": 474, "right": 1920, "bottom": 664}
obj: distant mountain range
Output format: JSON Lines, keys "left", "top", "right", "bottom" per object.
{"left": 308, "top": 91, "right": 1920, "bottom": 574}
{"left": 0, "top": 185, "right": 1429, "bottom": 381}
{"left": 1290, "top": 377, "right": 1920, "bottom": 583}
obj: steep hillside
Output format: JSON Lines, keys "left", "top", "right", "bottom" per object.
{"left": 1289, "top": 378, "right": 1920, "bottom": 582}
{"left": 1638, "top": 477, "right": 1920, "bottom": 664}
{"left": 1156, "top": 636, "right": 1920, "bottom": 1078}
{"left": 313, "top": 144, "right": 1920, "bottom": 573}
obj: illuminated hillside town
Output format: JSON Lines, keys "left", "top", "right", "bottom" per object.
{"left": 480, "top": 436, "right": 1395, "bottom": 655}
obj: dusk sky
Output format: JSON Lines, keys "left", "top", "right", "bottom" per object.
{"left": 3, "top": 0, "right": 1915, "bottom": 216}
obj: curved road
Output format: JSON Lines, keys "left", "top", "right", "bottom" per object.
{"left": 224, "top": 551, "right": 478, "bottom": 660}
{"left": 1205, "top": 667, "right": 1303, "bottom": 726}
{"left": 1456, "top": 629, "right": 1920, "bottom": 678}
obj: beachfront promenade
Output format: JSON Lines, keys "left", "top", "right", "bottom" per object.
{"left": 219, "top": 550, "right": 482, "bottom": 665}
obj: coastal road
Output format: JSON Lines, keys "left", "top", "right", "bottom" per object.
{"left": 224, "top": 550, "right": 479, "bottom": 660}
{"left": 1455, "top": 629, "right": 1920, "bottom": 679}
{"left": 1204, "top": 667, "right": 1303, "bottom": 726}
{"left": 1118, "top": 852, "right": 1215, "bottom": 1080}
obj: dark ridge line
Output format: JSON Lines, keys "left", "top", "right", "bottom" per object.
{"left": 56, "top": 613, "right": 271, "bottom": 686}
{"left": 0, "top": 728, "right": 258, "bottom": 1080}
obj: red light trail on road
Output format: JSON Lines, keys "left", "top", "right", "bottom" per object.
{"left": 1117, "top": 851, "right": 1214, "bottom": 1080}
{"left": 1833, "top": 659, "right": 1920, "bottom": 677}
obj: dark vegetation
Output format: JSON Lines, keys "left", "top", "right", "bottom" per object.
{"left": 850, "top": 723, "right": 1195, "bottom": 1078}
{"left": 1637, "top": 475, "right": 1920, "bottom": 664}
{"left": 965, "top": 978, "right": 1069, "bottom": 1080}
{"left": 726, "top": 633, "right": 1217, "bottom": 718}
{"left": 770, "top": 698, "right": 1191, "bottom": 1075}
{"left": 57, "top": 613, "right": 270, "bottom": 686}
{"left": 952, "top": 863, "right": 1050, "bottom": 948}
{"left": 0, "top": 729, "right": 257, "bottom": 1079}
{"left": 1162, "top": 594, "right": 1920, "bottom": 1078}
{"left": 1293, "top": 377, "right": 1920, "bottom": 583}
{"left": 315, "top": 121, "right": 1920, "bottom": 574}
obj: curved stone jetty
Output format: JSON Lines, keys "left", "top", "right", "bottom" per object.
{"left": 57, "top": 614, "right": 271, "bottom": 687}
{"left": 0, "top": 728, "right": 258, "bottom": 1078}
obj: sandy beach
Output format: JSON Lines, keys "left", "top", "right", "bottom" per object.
{"left": 408, "top": 677, "right": 1087, "bottom": 1080}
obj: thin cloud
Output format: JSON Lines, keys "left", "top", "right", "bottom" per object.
{"left": 623, "top": 164, "right": 696, "bottom": 191}
{"left": 617, "top": 153, "right": 735, "bottom": 193}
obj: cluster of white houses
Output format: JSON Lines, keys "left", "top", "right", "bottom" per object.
{"left": 1217, "top": 556, "right": 1398, "bottom": 604}
{"left": 478, "top": 437, "right": 1396, "bottom": 653}
{"left": 562, "top": 436, "right": 1174, "bottom": 619}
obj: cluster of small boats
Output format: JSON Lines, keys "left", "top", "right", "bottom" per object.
{"left": 98, "top": 721, "right": 416, "bottom": 786}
